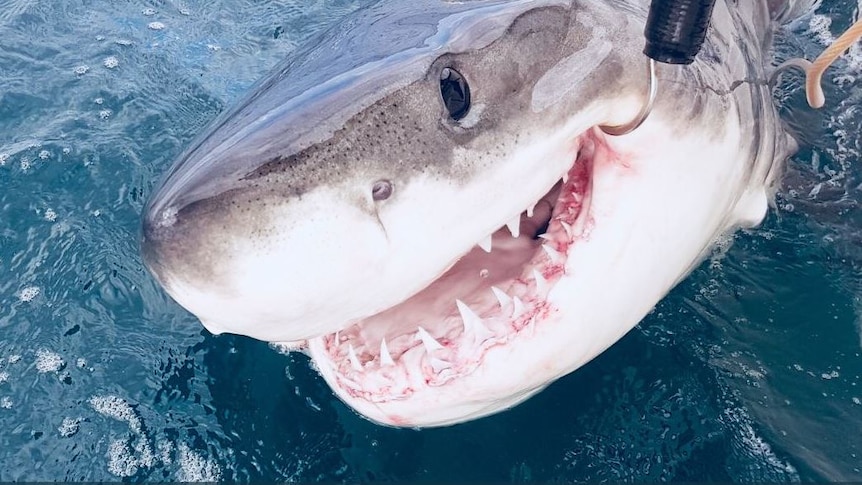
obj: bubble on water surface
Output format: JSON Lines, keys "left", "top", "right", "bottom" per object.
{"left": 35, "top": 349, "right": 64, "bottom": 373}
{"left": 18, "top": 286, "right": 40, "bottom": 302}
{"left": 148, "top": 21, "right": 165, "bottom": 30}
{"left": 142, "top": 8, "right": 156, "bottom": 16}
{"left": 73, "top": 65, "right": 89, "bottom": 75}
{"left": 89, "top": 395, "right": 142, "bottom": 433}
{"left": 58, "top": 417, "right": 80, "bottom": 437}
{"left": 103, "top": 56, "right": 119, "bottom": 69}
{"left": 177, "top": 442, "right": 222, "bottom": 482}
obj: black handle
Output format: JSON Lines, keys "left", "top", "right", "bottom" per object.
{"left": 644, "top": 0, "right": 718, "bottom": 65}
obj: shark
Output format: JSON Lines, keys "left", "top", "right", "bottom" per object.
{"left": 142, "top": 0, "right": 806, "bottom": 427}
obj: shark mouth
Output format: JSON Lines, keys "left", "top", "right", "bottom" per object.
{"left": 311, "top": 130, "right": 606, "bottom": 404}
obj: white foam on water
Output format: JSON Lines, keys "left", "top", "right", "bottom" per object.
{"left": 8, "top": 355, "right": 20, "bottom": 364}
{"left": 58, "top": 417, "right": 80, "bottom": 437}
{"left": 0, "top": 372, "right": 8, "bottom": 384}
{"left": 722, "top": 406, "right": 799, "bottom": 478}
{"left": 90, "top": 394, "right": 159, "bottom": 477}
{"left": 177, "top": 443, "right": 221, "bottom": 482}
{"left": 103, "top": 56, "right": 119, "bottom": 69}
{"left": 37, "top": 150, "right": 49, "bottom": 159}
{"left": 18, "top": 286, "right": 40, "bottom": 302}
{"left": 73, "top": 65, "right": 90, "bottom": 75}
{"left": 806, "top": 13, "right": 834, "bottom": 46}
{"left": 148, "top": 21, "right": 166, "bottom": 30}
{"left": 44, "top": 208, "right": 57, "bottom": 221}
{"left": 1, "top": 397, "right": 12, "bottom": 409}
{"left": 107, "top": 440, "right": 139, "bottom": 477}
{"left": 35, "top": 349, "right": 64, "bottom": 373}
{"left": 89, "top": 395, "right": 142, "bottom": 433}
{"left": 158, "top": 440, "right": 173, "bottom": 464}
{"left": 142, "top": 8, "right": 156, "bottom": 16}
{"left": 0, "top": 153, "right": 8, "bottom": 165}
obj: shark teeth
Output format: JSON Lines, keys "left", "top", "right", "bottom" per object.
{"left": 379, "top": 338, "right": 394, "bottom": 366}
{"left": 348, "top": 344, "right": 362, "bottom": 371}
{"left": 490, "top": 286, "right": 512, "bottom": 310}
{"left": 505, "top": 216, "right": 520, "bottom": 238}
{"left": 526, "top": 201, "right": 536, "bottom": 218}
{"left": 430, "top": 357, "right": 452, "bottom": 374}
{"left": 512, "top": 296, "right": 527, "bottom": 318}
{"left": 533, "top": 269, "right": 548, "bottom": 294}
{"left": 542, "top": 244, "right": 563, "bottom": 263}
{"left": 562, "top": 172, "right": 569, "bottom": 184}
{"left": 455, "top": 299, "right": 494, "bottom": 341}
{"left": 560, "top": 220, "right": 574, "bottom": 239}
{"left": 478, "top": 234, "right": 492, "bottom": 252}
{"left": 416, "top": 326, "right": 444, "bottom": 352}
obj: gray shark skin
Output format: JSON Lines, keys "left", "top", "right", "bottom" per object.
{"left": 142, "top": 0, "right": 804, "bottom": 427}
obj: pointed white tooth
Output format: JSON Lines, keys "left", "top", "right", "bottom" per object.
{"left": 505, "top": 216, "right": 520, "bottom": 238}
{"left": 562, "top": 172, "right": 569, "bottom": 184}
{"left": 512, "top": 296, "right": 527, "bottom": 318}
{"left": 526, "top": 202, "right": 536, "bottom": 218}
{"left": 478, "top": 234, "right": 492, "bottom": 252}
{"left": 543, "top": 244, "right": 563, "bottom": 263}
{"left": 415, "top": 326, "right": 443, "bottom": 352}
{"left": 379, "top": 338, "right": 394, "bottom": 366}
{"left": 490, "top": 286, "right": 512, "bottom": 310}
{"left": 347, "top": 344, "right": 362, "bottom": 371}
{"left": 429, "top": 357, "right": 452, "bottom": 373}
{"left": 560, "top": 220, "right": 574, "bottom": 239}
{"left": 456, "top": 299, "right": 494, "bottom": 340}
{"left": 537, "top": 233, "right": 552, "bottom": 241}
{"left": 533, "top": 269, "right": 548, "bottom": 294}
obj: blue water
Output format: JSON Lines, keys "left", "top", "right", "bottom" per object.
{"left": 1, "top": 0, "right": 861, "bottom": 481}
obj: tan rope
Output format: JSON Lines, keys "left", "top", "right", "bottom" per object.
{"left": 802, "top": 18, "right": 862, "bottom": 108}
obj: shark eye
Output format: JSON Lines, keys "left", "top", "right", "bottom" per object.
{"left": 440, "top": 67, "right": 471, "bottom": 121}
{"left": 372, "top": 179, "right": 393, "bottom": 201}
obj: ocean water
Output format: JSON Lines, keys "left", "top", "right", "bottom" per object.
{"left": 1, "top": 0, "right": 861, "bottom": 481}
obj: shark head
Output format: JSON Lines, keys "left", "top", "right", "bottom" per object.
{"left": 142, "top": 0, "right": 795, "bottom": 426}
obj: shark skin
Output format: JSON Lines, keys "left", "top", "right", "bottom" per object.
{"left": 142, "top": 0, "right": 805, "bottom": 427}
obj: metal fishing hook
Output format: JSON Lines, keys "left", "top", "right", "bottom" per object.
{"left": 601, "top": 0, "right": 717, "bottom": 136}
{"left": 600, "top": 58, "right": 658, "bottom": 136}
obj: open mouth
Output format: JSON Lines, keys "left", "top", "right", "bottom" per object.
{"left": 312, "top": 130, "right": 606, "bottom": 402}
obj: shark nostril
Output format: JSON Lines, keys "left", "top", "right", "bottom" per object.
{"left": 372, "top": 179, "right": 394, "bottom": 201}
{"left": 153, "top": 206, "right": 178, "bottom": 229}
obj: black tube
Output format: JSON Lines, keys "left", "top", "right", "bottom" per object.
{"left": 644, "top": 0, "right": 718, "bottom": 65}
